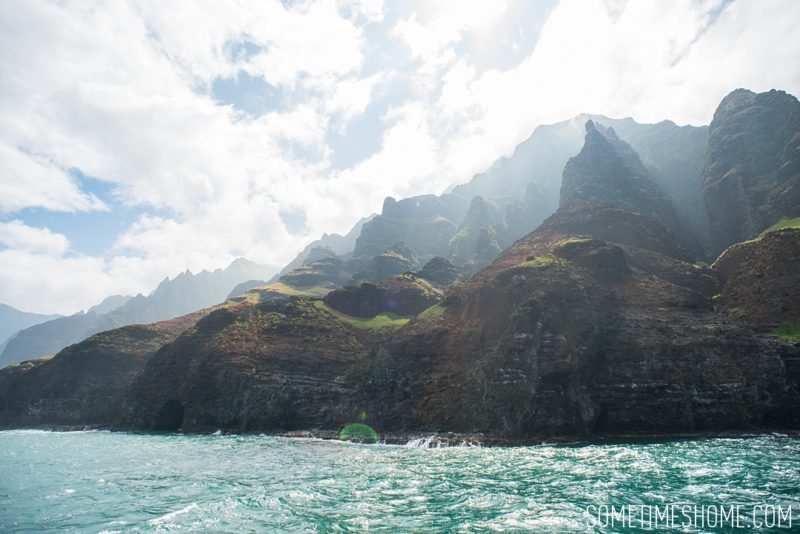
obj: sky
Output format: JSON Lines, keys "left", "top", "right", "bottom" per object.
{"left": 1, "top": 0, "right": 799, "bottom": 315}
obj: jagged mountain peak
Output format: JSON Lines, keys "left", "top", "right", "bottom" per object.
{"left": 560, "top": 120, "right": 684, "bottom": 246}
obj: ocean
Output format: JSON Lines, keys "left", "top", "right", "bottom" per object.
{"left": 1, "top": 431, "right": 798, "bottom": 532}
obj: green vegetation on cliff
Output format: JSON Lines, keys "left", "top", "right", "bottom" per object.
{"left": 232, "top": 282, "right": 331, "bottom": 304}
{"left": 416, "top": 304, "right": 446, "bottom": 323}
{"left": 555, "top": 237, "right": 592, "bottom": 248}
{"left": 516, "top": 254, "right": 568, "bottom": 269}
{"left": 314, "top": 301, "right": 410, "bottom": 331}
{"left": 760, "top": 217, "right": 800, "bottom": 236}
{"left": 770, "top": 323, "right": 800, "bottom": 342}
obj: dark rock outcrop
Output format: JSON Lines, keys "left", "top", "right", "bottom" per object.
{"left": 542, "top": 201, "right": 692, "bottom": 263}
{"left": 415, "top": 257, "right": 463, "bottom": 287}
{"left": 280, "top": 254, "right": 351, "bottom": 289}
{"left": 703, "top": 89, "right": 800, "bottom": 254}
{"left": 356, "top": 242, "right": 419, "bottom": 283}
{"left": 353, "top": 195, "right": 468, "bottom": 261}
{"left": 323, "top": 275, "right": 442, "bottom": 318}
{"left": 712, "top": 227, "right": 800, "bottom": 327}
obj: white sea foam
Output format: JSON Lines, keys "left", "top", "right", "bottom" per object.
{"left": 404, "top": 436, "right": 481, "bottom": 448}
{"left": 147, "top": 503, "right": 199, "bottom": 525}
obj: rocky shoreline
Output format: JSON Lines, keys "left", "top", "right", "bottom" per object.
{"left": 4, "top": 425, "right": 799, "bottom": 449}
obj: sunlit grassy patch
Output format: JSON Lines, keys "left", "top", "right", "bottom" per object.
{"left": 416, "top": 304, "right": 446, "bottom": 323}
{"left": 227, "top": 282, "right": 331, "bottom": 306}
{"left": 555, "top": 237, "right": 592, "bottom": 248}
{"left": 760, "top": 217, "right": 800, "bottom": 235}
{"left": 740, "top": 217, "right": 800, "bottom": 245}
{"left": 515, "top": 253, "right": 568, "bottom": 269}
{"left": 770, "top": 323, "right": 800, "bottom": 342}
{"left": 262, "top": 282, "right": 330, "bottom": 298}
{"left": 314, "top": 301, "right": 410, "bottom": 331}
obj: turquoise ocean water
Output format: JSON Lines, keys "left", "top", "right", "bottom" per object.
{"left": 1, "top": 431, "right": 798, "bottom": 532}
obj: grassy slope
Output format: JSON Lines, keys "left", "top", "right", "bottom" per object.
{"left": 313, "top": 301, "right": 410, "bottom": 331}
{"left": 770, "top": 323, "right": 800, "bottom": 342}
{"left": 230, "top": 282, "right": 331, "bottom": 305}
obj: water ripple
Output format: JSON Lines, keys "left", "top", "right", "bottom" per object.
{"left": 1, "top": 431, "right": 798, "bottom": 532}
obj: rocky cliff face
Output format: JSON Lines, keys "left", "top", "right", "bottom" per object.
{"left": 447, "top": 196, "right": 504, "bottom": 272}
{"left": 353, "top": 195, "right": 468, "bottom": 261}
{"left": 605, "top": 118, "right": 709, "bottom": 251}
{"left": 354, "top": 241, "right": 420, "bottom": 283}
{"left": 119, "top": 298, "right": 369, "bottom": 432}
{"left": 703, "top": 89, "right": 800, "bottom": 254}
{"left": 0, "top": 311, "right": 206, "bottom": 428}
{"left": 712, "top": 225, "right": 800, "bottom": 328}
{"left": 20, "top": 203, "right": 794, "bottom": 439}
{"left": 363, "top": 218, "right": 798, "bottom": 437}
{"left": 279, "top": 248, "right": 352, "bottom": 289}
{"left": 415, "top": 257, "right": 463, "bottom": 287}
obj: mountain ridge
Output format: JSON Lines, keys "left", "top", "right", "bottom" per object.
{"left": 1, "top": 88, "right": 798, "bottom": 443}
{"left": 0, "top": 258, "right": 273, "bottom": 368}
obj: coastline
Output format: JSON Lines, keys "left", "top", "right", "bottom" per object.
{"left": 2, "top": 425, "right": 798, "bottom": 448}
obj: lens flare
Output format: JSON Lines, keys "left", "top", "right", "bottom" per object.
{"left": 339, "top": 423, "right": 379, "bottom": 443}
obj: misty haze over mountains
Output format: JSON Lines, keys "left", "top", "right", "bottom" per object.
{"left": 2, "top": 89, "right": 796, "bottom": 369}
{"left": 0, "top": 90, "right": 800, "bottom": 441}
{"left": 1, "top": 88, "right": 799, "bottom": 444}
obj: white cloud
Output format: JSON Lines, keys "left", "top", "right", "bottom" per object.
{"left": 0, "top": 221, "right": 69, "bottom": 256}
{"left": 394, "top": 1, "right": 509, "bottom": 59}
{"left": 337, "top": 0, "right": 385, "bottom": 23}
{"left": 0, "top": 144, "right": 108, "bottom": 213}
{"left": 327, "top": 73, "right": 384, "bottom": 126}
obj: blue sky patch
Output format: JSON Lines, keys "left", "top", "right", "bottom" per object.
{"left": 279, "top": 208, "right": 307, "bottom": 234}
{"left": 212, "top": 70, "right": 283, "bottom": 117}
{"left": 8, "top": 169, "right": 169, "bottom": 257}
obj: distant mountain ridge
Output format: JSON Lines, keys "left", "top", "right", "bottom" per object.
{"left": 0, "top": 258, "right": 273, "bottom": 368}
{"left": 0, "top": 304, "right": 61, "bottom": 352}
